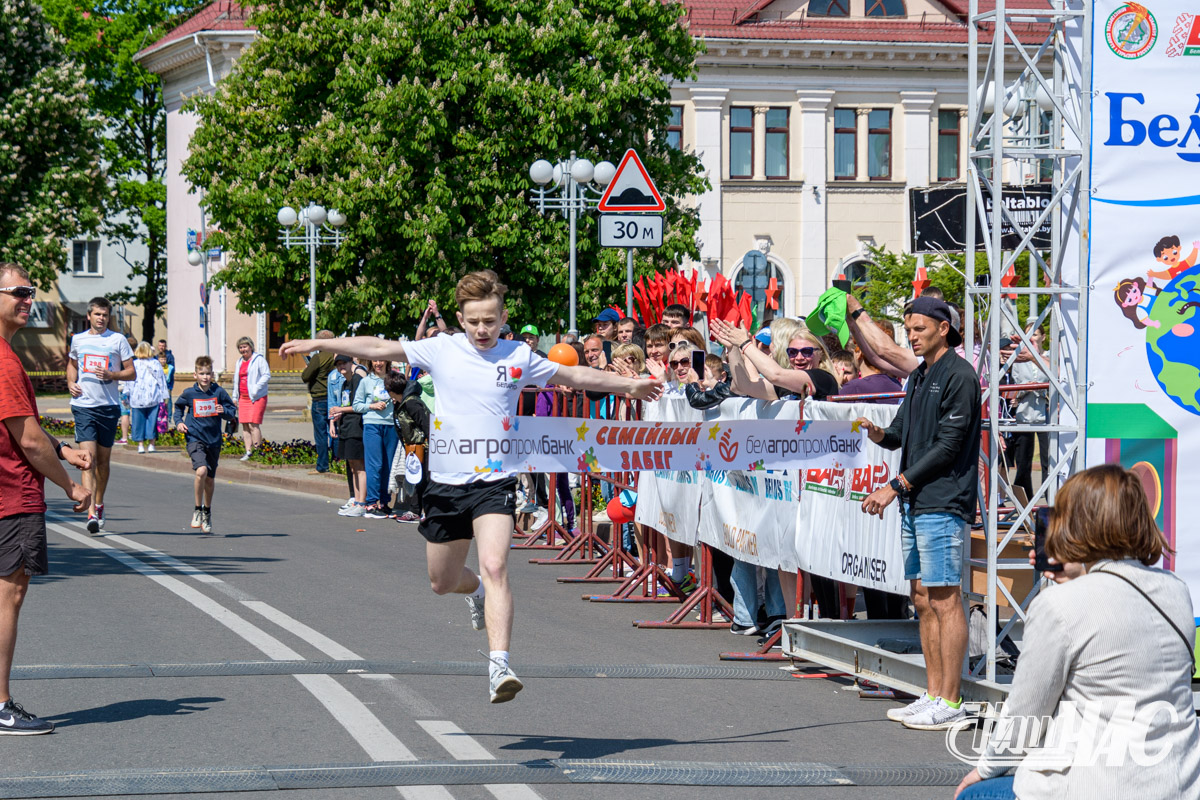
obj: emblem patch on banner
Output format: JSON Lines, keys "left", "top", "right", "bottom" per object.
{"left": 1166, "top": 12, "right": 1200, "bottom": 56}
{"left": 1106, "top": 2, "right": 1158, "bottom": 59}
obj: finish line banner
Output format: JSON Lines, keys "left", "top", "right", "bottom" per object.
{"left": 428, "top": 414, "right": 865, "bottom": 475}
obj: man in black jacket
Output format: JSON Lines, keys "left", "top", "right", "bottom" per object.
{"left": 856, "top": 296, "right": 980, "bottom": 732}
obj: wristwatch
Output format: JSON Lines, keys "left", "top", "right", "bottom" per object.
{"left": 850, "top": 307, "right": 867, "bottom": 322}
{"left": 889, "top": 476, "right": 906, "bottom": 494}
{"left": 54, "top": 439, "right": 66, "bottom": 460}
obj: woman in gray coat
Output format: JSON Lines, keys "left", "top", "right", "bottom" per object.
{"left": 956, "top": 464, "right": 1199, "bottom": 799}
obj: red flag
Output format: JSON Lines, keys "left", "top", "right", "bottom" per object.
{"left": 634, "top": 279, "right": 653, "bottom": 325}
{"left": 912, "top": 263, "right": 931, "bottom": 298}
{"left": 737, "top": 292, "right": 753, "bottom": 328}
{"left": 1000, "top": 263, "right": 1017, "bottom": 299}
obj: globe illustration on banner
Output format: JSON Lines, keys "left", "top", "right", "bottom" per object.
{"left": 1145, "top": 268, "right": 1200, "bottom": 416}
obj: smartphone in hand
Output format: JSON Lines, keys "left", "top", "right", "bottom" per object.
{"left": 691, "top": 350, "right": 706, "bottom": 378}
{"left": 1034, "top": 507, "right": 1063, "bottom": 573}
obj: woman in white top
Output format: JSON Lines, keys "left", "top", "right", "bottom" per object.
{"left": 956, "top": 464, "right": 1200, "bottom": 800}
{"left": 231, "top": 336, "right": 271, "bottom": 459}
{"left": 128, "top": 341, "right": 169, "bottom": 453}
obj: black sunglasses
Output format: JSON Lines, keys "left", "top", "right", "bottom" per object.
{"left": 0, "top": 286, "right": 35, "bottom": 300}
{"left": 668, "top": 357, "right": 691, "bottom": 367}
{"left": 786, "top": 346, "right": 815, "bottom": 359}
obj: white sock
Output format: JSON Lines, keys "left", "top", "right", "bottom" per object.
{"left": 489, "top": 650, "right": 509, "bottom": 673}
{"left": 468, "top": 579, "right": 486, "bottom": 601}
{"left": 671, "top": 557, "right": 691, "bottom": 582}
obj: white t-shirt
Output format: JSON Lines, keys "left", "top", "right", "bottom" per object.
{"left": 69, "top": 329, "right": 133, "bottom": 408}
{"left": 405, "top": 333, "right": 559, "bottom": 485}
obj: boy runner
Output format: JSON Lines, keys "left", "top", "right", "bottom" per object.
{"left": 173, "top": 356, "right": 237, "bottom": 534}
{"left": 281, "top": 270, "right": 663, "bottom": 703}
{"left": 67, "top": 297, "right": 134, "bottom": 533}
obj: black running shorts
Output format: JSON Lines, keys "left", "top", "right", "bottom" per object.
{"left": 418, "top": 478, "right": 517, "bottom": 544}
{"left": 0, "top": 512, "right": 48, "bottom": 577}
{"left": 186, "top": 440, "right": 221, "bottom": 478}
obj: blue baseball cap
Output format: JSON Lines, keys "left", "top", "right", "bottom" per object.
{"left": 593, "top": 308, "right": 620, "bottom": 323}
{"left": 754, "top": 327, "right": 772, "bottom": 345}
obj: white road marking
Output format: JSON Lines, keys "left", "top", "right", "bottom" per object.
{"left": 242, "top": 601, "right": 544, "bottom": 799}
{"left": 47, "top": 517, "right": 453, "bottom": 800}
{"left": 417, "top": 721, "right": 543, "bottom": 800}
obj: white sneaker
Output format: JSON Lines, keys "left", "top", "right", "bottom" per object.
{"left": 339, "top": 497, "right": 356, "bottom": 510}
{"left": 901, "top": 697, "right": 969, "bottom": 731}
{"left": 466, "top": 595, "right": 486, "bottom": 630}
{"left": 200, "top": 508, "right": 213, "bottom": 534}
{"left": 191, "top": 509, "right": 203, "bottom": 529}
{"left": 488, "top": 667, "right": 524, "bottom": 704}
{"left": 138, "top": 443, "right": 145, "bottom": 454}
{"left": 147, "top": 444, "right": 156, "bottom": 453}
{"left": 239, "top": 452, "right": 251, "bottom": 462}
{"left": 338, "top": 502, "right": 366, "bottom": 517}
{"left": 886, "top": 693, "right": 935, "bottom": 722}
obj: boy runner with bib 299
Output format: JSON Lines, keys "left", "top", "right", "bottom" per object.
{"left": 173, "top": 356, "right": 237, "bottom": 534}
{"left": 281, "top": 270, "right": 663, "bottom": 703}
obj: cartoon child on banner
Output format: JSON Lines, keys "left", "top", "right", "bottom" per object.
{"left": 1111, "top": 232, "right": 1200, "bottom": 417}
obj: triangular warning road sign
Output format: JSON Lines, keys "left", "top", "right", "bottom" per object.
{"left": 597, "top": 149, "right": 666, "bottom": 213}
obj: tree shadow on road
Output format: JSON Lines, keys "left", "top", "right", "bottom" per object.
{"left": 30, "top": 539, "right": 283, "bottom": 585}
{"left": 43, "top": 696, "right": 223, "bottom": 728}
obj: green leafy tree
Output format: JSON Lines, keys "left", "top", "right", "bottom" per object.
{"left": 859, "top": 247, "right": 1040, "bottom": 337}
{"left": 0, "top": 0, "right": 107, "bottom": 288}
{"left": 43, "top": 0, "right": 206, "bottom": 342}
{"left": 183, "top": 0, "right": 707, "bottom": 337}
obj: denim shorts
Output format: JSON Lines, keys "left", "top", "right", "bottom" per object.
{"left": 72, "top": 404, "right": 121, "bottom": 448}
{"left": 900, "top": 502, "right": 967, "bottom": 587}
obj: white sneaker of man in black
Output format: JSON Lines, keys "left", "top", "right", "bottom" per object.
{"left": 465, "top": 594, "right": 486, "bottom": 631}
{"left": 0, "top": 699, "right": 54, "bottom": 735}
{"left": 191, "top": 507, "right": 203, "bottom": 529}
{"left": 886, "top": 692, "right": 935, "bottom": 722}
{"left": 901, "top": 696, "right": 968, "bottom": 731}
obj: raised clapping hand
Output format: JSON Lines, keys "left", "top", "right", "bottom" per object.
{"left": 711, "top": 318, "right": 750, "bottom": 349}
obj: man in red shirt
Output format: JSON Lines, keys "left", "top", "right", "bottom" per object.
{"left": 0, "top": 262, "right": 92, "bottom": 735}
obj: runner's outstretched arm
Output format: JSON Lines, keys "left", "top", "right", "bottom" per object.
{"left": 281, "top": 336, "right": 408, "bottom": 364}
{"left": 549, "top": 365, "right": 663, "bottom": 402}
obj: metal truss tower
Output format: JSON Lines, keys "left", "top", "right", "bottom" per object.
{"left": 965, "top": 0, "right": 1091, "bottom": 685}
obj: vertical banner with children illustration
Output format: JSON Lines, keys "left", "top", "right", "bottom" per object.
{"left": 1086, "top": 0, "right": 1200, "bottom": 611}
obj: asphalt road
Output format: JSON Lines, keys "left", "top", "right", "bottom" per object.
{"left": 5, "top": 462, "right": 966, "bottom": 800}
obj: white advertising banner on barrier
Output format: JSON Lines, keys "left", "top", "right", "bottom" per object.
{"left": 634, "top": 394, "right": 704, "bottom": 546}
{"left": 1086, "top": 0, "right": 1200, "bottom": 611}
{"left": 797, "top": 401, "right": 906, "bottom": 596}
{"left": 429, "top": 412, "right": 864, "bottom": 475}
{"left": 698, "top": 398, "right": 802, "bottom": 571}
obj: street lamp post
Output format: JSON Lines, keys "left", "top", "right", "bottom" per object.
{"left": 277, "top": 204, "right": 348, "bottom": 340}
{"left": 187, "top": 245, "right": 210, "bottom": 358}
{"left": 527, "top": 153, "right": 616, "bottom": 336}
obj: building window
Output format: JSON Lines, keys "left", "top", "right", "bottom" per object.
{"left": 72, "top": 240, "right": 100, "bottom": 275}
{"left": 1037, "top": 111, "right": 1053, "bottom": 183}
{"left": 733, "top": 258, "right": 786, "bottom": 320}
{"left": 809, "top": 0, "right": 850, "bottom": 16}
{"left": 937, "top": 110, "right": 960, "bottom": 182}
{"left": 764, "top": 108, "right": 789, "bottom": 179}
{"left": 867, "top": 109, "right": 892, "bottom": 180}
{"left": 833, "top": 108, "right": 857, "bottom": 180}
{"left": 729, "top": 107, "right": 754, "bottom": 179}
{"left": 667, "top": 105, "right": 683, "bottom": 150}
{"left": 865, "top": 0, "right": 906, "bottom": 15}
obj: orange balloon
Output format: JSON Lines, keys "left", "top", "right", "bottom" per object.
{"left": 607, "top": 496, "right": 635, "bottom": 525}
{"left": 548, "top": 342, "right": 579, "bottom": 366}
